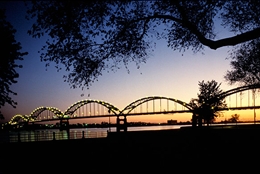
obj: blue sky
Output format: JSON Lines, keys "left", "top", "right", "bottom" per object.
{"left": 3, "top": 1, "right": 256, "bottom": 124}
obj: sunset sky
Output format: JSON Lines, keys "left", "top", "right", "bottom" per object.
{"left": 1, "top": 1, "right": 259, "bottom": 124}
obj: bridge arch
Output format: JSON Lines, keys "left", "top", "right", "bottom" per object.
{"left": 120, "top": 96, "right": 193, "bottom": 115}
{"left": 64, "top": 99, "right": 120, "bottom": 117}
{"left": 29, "top": 106, "right": 64, "bottom": 121}
{"left": 220, "top": 84, "right": 260, "bottom": 98}
{"left": 9, "top": 114, "right": 30, "bottom": 125}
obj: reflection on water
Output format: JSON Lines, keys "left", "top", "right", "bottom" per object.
{"left": 127, "top": 125, "right": 189, "bottom": 131}
{"left": 2, "top": 128, "right": 108, "bottom": 143}
{"left": 1, "top": 123, "right": 255, "bottom": 143}
{"left": 1, "top": 125, "right": 186, "bottom": 143}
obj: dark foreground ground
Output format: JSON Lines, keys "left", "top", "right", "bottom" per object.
{"left": 1, "top": 124, "right": 260, "bottom": 173}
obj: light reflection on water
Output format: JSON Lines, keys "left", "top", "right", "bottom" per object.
{"left": 127, "top": 125, "right": 189, "bottom": 131}
{"left": 2, "top": 123, "right": 258, "bottom": 143}
{"left": 6, "top": 128, "right": 109, "bottom": 142}
{"left": 3, "top": 125, "right": 185, "bottom": 143}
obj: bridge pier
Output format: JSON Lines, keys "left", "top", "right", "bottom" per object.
{"left": 60, "top": 119, "right": 70, "bottom": 130}
{"left": 116, "top": 115, "right": 127, "bottom": 132}
{"left": 192, "top": 114, "right": 197, "bottom": 127}
{"left": 191, "top": 114, "right": 203, "bottom": 127}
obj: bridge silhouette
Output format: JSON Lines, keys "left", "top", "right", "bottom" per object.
{"left": 8, "top": 84, "right": 260, "bottom": 131}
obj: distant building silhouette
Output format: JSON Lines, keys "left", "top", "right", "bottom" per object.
{"left": 167, "top": 119, "right": 177, "bottom": 125}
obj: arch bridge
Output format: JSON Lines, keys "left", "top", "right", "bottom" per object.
{"left": 8, "top": 84, "right": 260, "bottom": 131}
{"left": 9, "top": 107, "right": 64, "bottom": 125}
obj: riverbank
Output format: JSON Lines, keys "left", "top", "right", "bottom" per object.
{"left": 1, "top": 125, "right": 260, "bottom": 173}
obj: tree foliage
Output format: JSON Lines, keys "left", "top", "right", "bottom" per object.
{"left": 224, "top": 39, "right": 260, "bottom": 86}
{"left": 25, "top": 0, "right": 260, "bottom": 89}
{"left": 228, "top": 114, "right": 239, "bottom": 123}
{"left": 0, "top": 9, "right": 28, "bottom": 119}
{"left": 190, "top": 80, "right": 227, "bottom": 126}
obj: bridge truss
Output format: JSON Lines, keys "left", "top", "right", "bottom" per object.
{"left": 8, "top": 84, "right": 260, "bottom": 125}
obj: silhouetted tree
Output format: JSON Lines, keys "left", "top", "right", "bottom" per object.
{"left": 224, "top": 38, "right": 260, "bottom": 86}
{"left": 224, "top": 39, "right": 260, "bottom": 123}
{"left": 190, "top": 80, "right": 227, "bottom": 126}
{"left": 228, "top": 114, "right": 239, "bottom": 123}
{"left": 25, "top": 1, "right": 260, "bottom": 89}
{"left": 0, "top": 9, "right": 28, "bottom": 119}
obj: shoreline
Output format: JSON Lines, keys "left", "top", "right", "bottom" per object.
{"left": 2, "top": 123, "right": 260, "bottom": 145}
{"left": 2, "top": 125, "right": 260, "bottom": 173}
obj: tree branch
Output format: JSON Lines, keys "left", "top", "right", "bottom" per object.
{"left": 206, "top": 28, "right": 260, "bottom": 49}
{"left": 134, "top": 15, "right": 260, "bottom": 50}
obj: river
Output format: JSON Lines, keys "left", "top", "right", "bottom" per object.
{"left": 0, "top": 124, "right": 190, "bottom": 143}
{"left": 0, "top": 123, "right": 256, "bottom": 143}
